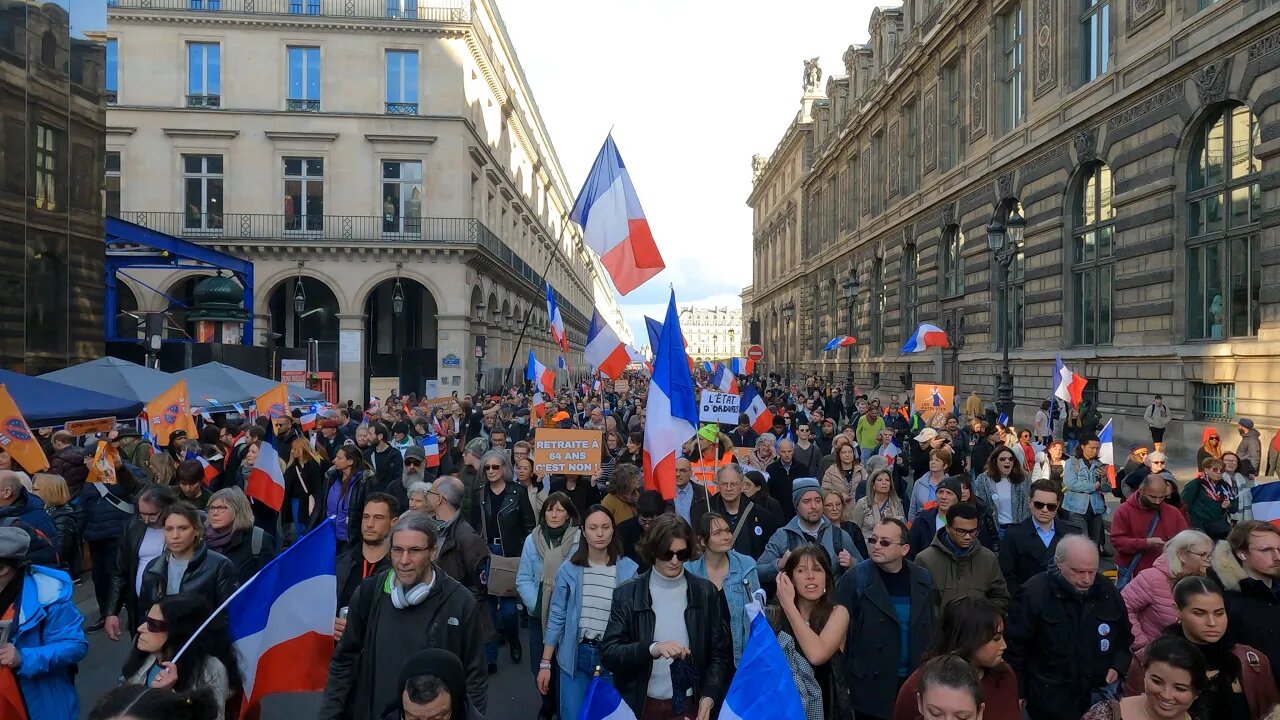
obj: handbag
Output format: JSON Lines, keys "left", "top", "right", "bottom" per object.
{"left": 1116, "top": 512, "right": 1161, "bottom": 590}
{"left": 486, "top": 554, "right": 520, "bottom": 598}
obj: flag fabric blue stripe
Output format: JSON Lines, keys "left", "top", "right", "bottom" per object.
{"left": 227, "top": 519, "right": 336, "bottom": 638}
{"left": 722, "top": 613, "right": 806, "bottom": 720}
{"left": 578, "top": 674, "right": 633, "bottom": 720}
{"left": 655, "top": 294, "right": 698, "bottom": 426}
{"left": 644, "top": 316, "right": 663, "bottom": 356}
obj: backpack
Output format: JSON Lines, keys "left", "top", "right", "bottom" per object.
{"left": 0, "top": 517, "right": 59, "bottom": 567}
{"left": 784, "top": 523, "right": 846, "bottom": 570}
{"left": 250, "top": 526, "right": 265, "bottom": 556}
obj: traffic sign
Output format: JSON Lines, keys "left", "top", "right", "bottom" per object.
{"left": 746, "top": 344, "right": 764, "bottom": 361}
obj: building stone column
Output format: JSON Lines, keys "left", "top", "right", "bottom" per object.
{"left": 438, "top": 314, "right": 473, "bottom": 395}
{"left": 336, "top": 314, "right": 365, "bottom": 405}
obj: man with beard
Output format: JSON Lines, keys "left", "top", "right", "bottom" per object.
{"left": 391, "top": 445, "right": 429, "bottom": 514}
{"left": 366, "top": 423, "right": 405, "bottom": 494}
{"left": 1110, "top": 473, "right": 1188, "bottom": 575}
{"left": 617, "top": 490, "right": 667, "bottom": 572}
{"left": 1211, "top": 520, "right": 1280, "bottom": 686}
{"left": 335, "top": 493, "right": 398, "bottom": 615}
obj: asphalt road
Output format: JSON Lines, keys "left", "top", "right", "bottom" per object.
{"left": 71, "top": 584, "right": 541, "bottom": 719}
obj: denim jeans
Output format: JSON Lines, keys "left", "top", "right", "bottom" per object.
{"left": 561, "top": 642, "right": 609, "bottom": 720}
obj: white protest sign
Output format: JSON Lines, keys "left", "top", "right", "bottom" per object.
{"left": 699, "top": 391, "right": 741, "bottom": 424}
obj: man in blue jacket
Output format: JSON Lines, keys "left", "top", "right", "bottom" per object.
{"left": 0, "top": 526, "right": 88, "bottom": 720}
{"left": 0, "top": 472, "right": 57, "bottom": 544}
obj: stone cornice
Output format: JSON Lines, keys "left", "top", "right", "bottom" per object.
{"left": 163, "top": 127, "right": 239, "bottom": 139}
{"left": 264, "top": 130, "right": 339, "bottom": 142}
{"left": 363, "top": 133, "right": 437, "bottom": 144}
{"left": 107, "top": 9, "right": 469, "bottom": 35}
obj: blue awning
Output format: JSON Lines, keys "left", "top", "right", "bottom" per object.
{"left": 0, "top": 369, "right": 144, "bottom": 427}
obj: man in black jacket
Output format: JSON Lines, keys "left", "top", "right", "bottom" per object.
{"left": 104, "top": 485, "right": 177, "bottom": 640}
{"left": 366, "top": 423, "right": 404, "bottom": 494}
{"left": 1005, "top": 535, "right": 1131, "bottom": 720}
{"left": 335, "top": 493, "right": 397, "bottom": 611}
{"left": 999, "top": 479, "right": 1081, "bottom": 602}
{"left": 838, "top": 518, "right": 934, "bottom": 720}
{"left": 1211, "top": 520, "right": 1280, "bottom": 686}
{"left": 766, "top": 445, "right": 810, "bottom": 520}
{"left": 320, "top": 513, "right": 487, "bottom": 720}
{"left": 708, "top": 464, "right": 778, "bottom": 559}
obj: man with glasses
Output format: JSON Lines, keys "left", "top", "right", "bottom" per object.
{"left": 837, "top": 518, "right": 934, "bottom": 720}
{"left": 672, "top": 457, "right": 708, "bottom": 528}
{"left": 914, "top": 502, "right": 1009, "bottom": 615}
{"left": 708, "top": 464, "right": 778, "bottom": 559}
{"left": 425, "top": 476, "right": 492, "bottom": 671}
{"left": 103, "top": 485, "right": 177, "bottom": 641}
{"left": 1111, "top": 473, "right": 1188, "bottom": 576}
{"left": 999, "top": 479, "right": 1082, "bottom": 602}
{"left": 1212, "top": 520, "right": 1280, "bottom": 686}
{"left": 320, "top": 513, "right": 487, "bottom": 720}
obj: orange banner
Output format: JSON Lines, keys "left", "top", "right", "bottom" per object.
{"left": 256, "top": 383, "right": 291, "bottom": 420}
{"left": 145, "top": 380, "right": 197, "bottom": 446}
{"left": 87, "top": 441, "right": 121, "bottom": 485}
{"left": 0, "top": 384, "right": 49, "bottom": 472}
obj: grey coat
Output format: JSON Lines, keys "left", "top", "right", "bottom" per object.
{"left": 973, "top": 472, "right": 1031, "bottom": 527}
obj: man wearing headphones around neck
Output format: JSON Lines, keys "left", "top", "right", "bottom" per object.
{"left": 319, "top": 512, "right": 488, "bottom": 720}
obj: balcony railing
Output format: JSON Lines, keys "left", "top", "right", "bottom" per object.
{"left": 186, "top": 94, "right": 221, "bottom": 108}
{"left": 107, "top": 0, "right": 470, "bottom": 23}
{"left": 286, "top": 98, "right": 321, "bottom": 112}
{"left": 385, "top": 102, "right": 418, "bottom": 115}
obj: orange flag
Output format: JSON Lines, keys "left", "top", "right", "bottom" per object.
{"left": 0, "top": 607, "right": 27, "bottom": 720}
{"left": 256, "top": 384, "right": 291, "bottom": 420}
{"left": 145, "top": 380, "right": 197, "bottom": 446}
{"left": 0, "top": 384, "right": 49, "bottom": 472}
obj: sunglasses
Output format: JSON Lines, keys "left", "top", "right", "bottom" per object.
{"left": 1209, "top": 436, "right": 1220, "bottom": 441}
{"left": 144, "top": 617, "right": 168, "bottom": 633}
{"left": 1032, "top": 501, "right": 1059, "bottom": 512}
{"left": 404, "top": 459, "right": 422, "bottom": 467}
{"left": 657, "top": 548, "right": 692, "bottom": 562}
{"left": 867, "top": 537, "right": 902, "bottom": 548}
{"left": 484, "top": 464, "right": 502, "bottom": 470}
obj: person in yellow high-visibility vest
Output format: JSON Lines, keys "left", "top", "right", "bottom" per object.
{"left": 682, "top": 424, "right": 735, "bottom": 495}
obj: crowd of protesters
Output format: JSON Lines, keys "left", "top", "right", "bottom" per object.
{"left": 3, "top": 367, "right": 1280, "bottom": 720}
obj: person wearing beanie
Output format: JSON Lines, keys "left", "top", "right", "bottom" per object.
{"left": 379, "top": 648, "right": 483, "bottom": 720}
{"left": 389, "top": 421, "right": 415, "bottom": 456}
{"left": 756, "top": 477, "right": 861, "bottom": 583}
{"left": 459, "top": 437, "right": 490, "bottom": 528}
{"left": 906, "top": 475, "right": 965, "bottom": 561}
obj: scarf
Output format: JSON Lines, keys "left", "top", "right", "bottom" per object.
{"left": 533, "top": 524, "right": 579, "bottom": 629}
{"left": 204, "top": 526, "right": 236, "bottom": 551}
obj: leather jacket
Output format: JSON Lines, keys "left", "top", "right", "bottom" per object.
{"left": 600, "top": 570, "right": 735, "bottom": 717}
{"left": 106, "top": 518, "right": 151, "bottom": 621}
{"left": 476, "top": 481, "right": 534, "bottom": 557}
{"left": 138, "top": 543, "right": 239, "bottom": 613}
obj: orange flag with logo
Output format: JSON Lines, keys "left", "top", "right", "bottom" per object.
{"left": 256, "top": 384, "right": 291, "bottom": 420}
{"left": 145, "top": 380, "right": 197, "bottom": 446}
{"left": 0, "top": 384, "right": 48, "bottom": 473}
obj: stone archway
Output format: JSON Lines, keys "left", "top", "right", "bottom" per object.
{"left": 266, "top": 275, "right": 341, "bottom": 380}
{"left": 362, "top": 276, "right": 439, "bottom": 400}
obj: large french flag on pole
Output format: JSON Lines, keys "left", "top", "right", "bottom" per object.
{"left": 643, "top": 291, "right": 698, "bottom": 500}
{"left": 246, "top": 420, "right": 286, "bottom": 511}
{"left": 570, "top": 134, "right": 666, "bottom": 295}
{"left": 1054, "top": 356, "right": 1088, "bottom": 407}
{"left": 527, "top": 351, "right": 556, "bottom": 396}
{"left": 228, "top": 520, "right": 337, "bottom": 719}
{"left": 720, "top": 591, "right": 806, "bottom": 720}
{"left": 901, "top": 323, "right": 950, "bottom": 353}
{"left": 729, "top": 357, "right": 754, "bottom": 376}
{"left": 546, "top": 283, "right": 569, "bottom": 354}
{"left": 585, "top": 309, "right": 631, "bottom": 380}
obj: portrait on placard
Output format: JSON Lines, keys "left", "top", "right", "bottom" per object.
{"left": 912, "top": 383, "right": 955, "bottom": 429}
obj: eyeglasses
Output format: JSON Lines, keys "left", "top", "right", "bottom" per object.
{"left": 404, "top": 459, "right": 422, "bottom": 467}
{"left": 1150, "top": 460, "right": 1166, "bottom": 465}
{"left": 143, "top": 616, "right": 168, "bottom": 633}
{"left": 207, "top": 504, "right": 231, "bottom": 513}
{"left": 949, "top": 526, "right": 979, "bottom": 537}
{"left": 1032, "top": 501, "right": 1059, "bottom": 512}
{"left": 657, "top": 548, "right": 692, "bottom": 562}
{"left": 1185, "top": 550, "right": 1212, "bottom": 562}
{"left": 867, "top": 537, "right": 903, "bottom": 548}
{"left": 1209, "top": 436, "right": 1220, "bottom": 441}
{"left": 484, "top": 464, "right": 502, "bottom": 471}
{"left": 391, "top": 546, "right": 433, "bottom": 557}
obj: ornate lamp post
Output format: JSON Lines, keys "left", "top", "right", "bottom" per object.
{"left": 986, "top": 205, "right": 1026, "bottom": 424}
{"left": 781, "top": 300, "right": 795, "bottom": 383}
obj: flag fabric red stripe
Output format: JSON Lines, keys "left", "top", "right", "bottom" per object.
{"left": 600, "top": 228, "right": 665, "bottom": 296}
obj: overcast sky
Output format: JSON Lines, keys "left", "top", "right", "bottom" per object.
{"left": 497, "top": 0, "right": 882, "bottom": 347}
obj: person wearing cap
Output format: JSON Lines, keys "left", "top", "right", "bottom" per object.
{"left": 756, "top": 477, "right": 860, "bottom": 583}
{"left": 1237, "top": 418, "right": 1262, "bottom": 479}
{"left": 379, "top": 648, "right": 483, "bottom": 720}
{"left": 0, "top": 526, "right": 87, "bottom": 720}
{"left": 683, "top": 424, "right": 734, "bottom": 491}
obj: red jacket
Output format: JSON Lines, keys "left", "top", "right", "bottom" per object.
{"left": 893, "top": 662, "right": 1020, "bottom": 720}
{"left": 1110, "top": 492, "right": 1188, "bottom": 575}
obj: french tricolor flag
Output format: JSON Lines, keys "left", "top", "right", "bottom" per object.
{"left": 1054, "top": 356, "right": 1088, "bottom": 407}
{"left": 546, "top": 282, "right": 569, "bottom": 354}
{"left": 643, "top": 291, "right": 698, "bottom": 500}
{"left": 901, "top": 323, "right": 950, "bottom": 353}
{"left": 227, "top": 520, "right": 336, "bottom": 718}
{"left": 420, "top": 435, "right": 441, "bottom": 469}
{"left": 532, "top": 391, "right": 546, "bottom": 419}
{"left": 585, "top": 309, "right": 631, "bottom": 380}
{"left": 527, "top": 351, "right": 555, "bottom": 396}
{"left": 740, "top": 385, "right": 773, "bottom": 435}
{"left": 822, "top": 335, "right": 857, "bottom": 351}
{"left": 580, "top": 674, "right": 636, "bottom": 720}
{"left": 1098, "top": 418, "right": 1116, "bottom": 490}
{"left": 299, "top": 411, "right": 317, "bottom": 433}
{"left": 713, "top": 363, "right": 739, "bottom": 394}
{"left": 246, "top": 427, "right": 286, "bottom": 511}
{"left": 1249, "top": 482, "right": 1280, "bottom": 528}
{"left": 570, "top": 134, "right": 666, "bottom": 295}
{"left": 729, "top": 357, "right": 754, "bottom": 376}
{"left": 197, "top": 456, "right": 220, "bottom": 487}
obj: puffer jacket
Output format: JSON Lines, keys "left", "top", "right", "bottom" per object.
{"left": 47, "top": 444, "right": 89, "bottom": 498}
{"left": 1210, "top": 539, "right": 1280, "bottom": 687}
{"left": 46, "top": 504, "right": 80, "bottom": 571}
{"left": 1237, "top": 427, "right": 1263, "bottom": 477}
{"left": 10, "top": 566, "right": 87, "bottom": 720}
{"left": 138, "top": 543, "right": 239, "bottom": 613}
{"left": 1120, "top": 552, "right": 1178, "bottom": 650}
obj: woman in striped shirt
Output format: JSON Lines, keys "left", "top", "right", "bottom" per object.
{"left": 540, "top": 505, "right": 638, "bottom": 720}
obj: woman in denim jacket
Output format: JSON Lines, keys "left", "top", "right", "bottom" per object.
{"left": 685, "top": 511, "right": 762, "bottom": 664}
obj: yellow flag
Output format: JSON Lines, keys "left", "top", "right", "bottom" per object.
{"left": 0, "top": 384, "right": 49, "bottom": 472}
{"left": 146, "top": 380, "right": 197, "bottom": 445}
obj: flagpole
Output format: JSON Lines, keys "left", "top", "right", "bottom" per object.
{"left": 504, "top": 212, "right": 570, "bottom": 389}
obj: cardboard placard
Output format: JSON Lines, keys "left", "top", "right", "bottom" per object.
{"left": 698, "top": 391, "right": 741, "bottom": 424}
{"left": 63, "top": 417, "right": 116, "bottom": 436}
{"left": 532, "top": 428, "right": 603, "bottom": 476}
{"left": 912, "top": 383, "right": 956, "bottom": 429}
{"left": 613, "top": 379, "right": 628, "bottom": 393}
{"left": 87, "top": 441, "right": 121, "bottom": 484}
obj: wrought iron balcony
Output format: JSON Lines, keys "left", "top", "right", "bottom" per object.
{"left": 286, "top": 98, "right": 321, "bottom": 112}
{"left": 186, "top": 94, "right": 221, "bottom": 108}
{"left": 107, "top": 0, "right": 470, "bottom": 23}
{"left": 385, "top": 102, "right": 418, "bottom": 115}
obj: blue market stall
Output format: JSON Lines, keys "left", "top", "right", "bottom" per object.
{"left": 0, "top": 369, "right": 144, "bottom": 428}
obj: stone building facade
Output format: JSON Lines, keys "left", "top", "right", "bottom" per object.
{"left": 678, "top": 306, "right": 743, "bottom": 361}
{"left": 748, "top": 0, "right": 1280, "bottom": 449}
{"left": 102, "top": 0, "right": 629, "bottom": 402}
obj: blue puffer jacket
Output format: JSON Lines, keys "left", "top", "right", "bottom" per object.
{"left": 79, "top": 482, "right": 133, "bottom": 543}
{"left": 12, "top": 565, "right": 88, "bottom": 720}
{"left": 0, "top": 490, "right": 58, "bottom": 545}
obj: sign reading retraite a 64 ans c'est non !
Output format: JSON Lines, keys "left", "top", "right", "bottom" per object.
{"left": 533, "top": 428, "right": 603, "bottom": 476}
{"left": 699, "top": 391, "right": 741, "bottom": 425}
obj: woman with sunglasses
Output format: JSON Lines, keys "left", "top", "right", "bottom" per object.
{"left": 1122, "top": 529, "right": 1213, "bottom": 651}
{"left": 137, "top": 503, "right": 238, "bottom": 614}
{"left": 204, "top": 487, "right": 277, "bottom": 585}
{"left": 1197, "top": 428, "right": 1224, "bottom": 470}
{"left": 685, "top": 512, "right": 762, "bottom": 665}
{"left": 518, "top": 492, "right": 581, "bottom": 720}
{"left": 540, "top": 505, "right": 637, "bottom": 720}
{"left": 1125, "top": 575, "right": 1280, "bottom": 719}
{"left": 121, "top": 593, "right": 242, "bottom": 720}
{"left": 974, "top": 446, "right": 1030, "bottom": 540}
{"left": 601, "top": 513, "right": 733, "bottom": 720}
{"left": 1183, "top": 458, "right": 1237, "bottom": 540}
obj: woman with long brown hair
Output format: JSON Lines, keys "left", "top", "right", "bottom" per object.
{"left": 822, "top": 436, "right": 865, "bottom": 520}
{"left": 776, "top": 545, "right": 850, "bottom": 719}
{"left": 283, "top": 436, "right": 324, "bottom": 544}
{"left": 974, "top": 445, "right": 1030, "bottom": 537}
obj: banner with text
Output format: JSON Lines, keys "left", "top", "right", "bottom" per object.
{"left": 533, "top": 428, "right": 603, "bottom": 476}
{"left": 699, "top": 391, "right": 741, "bottom": 425}
{"left": 912, "top": 383, "right": 956, "bottom": 429}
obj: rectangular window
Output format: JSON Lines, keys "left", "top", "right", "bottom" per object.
{"left": 903, "top": 102, "right": 919, "bottom": 195}
{"left": 105, "top": 151, "right": 121, "bottom": 218}
{"left": 288, "top": 0, "right": 320, "bottom": 14}
{"left": 1001, "top": 3, "right": 1023, "bottom": 133}
{"left": 871, "top": 259, "right": 884, "bottom": 355}
{"left": 1187, "top": 236, "right": 1260, "bottom": 340}
{"left": 186, "top": 42, "right": 220, "bottom": 108}
{"left": 33, "top": 125, "right": 59, "bottom": 212}
{"left": 105, "top": 38, "right": 118, "bottom": 104}
{"left": 942, "top": 228, "right": 965, "bottom": 297}
{"left": 183, "top": 154, "right": 223, "bottom": 231}
{"left": 382, "top": 160, "right": 422, "bottom": 236}
{"left": 847, "top": 155, "right": 858, "bottom": 226}
{"left": 870, "top": 132, "right": 884, "bottom": 215}
{"left": 286, "top": 46, "right": 321, "bottom": 112}
{"left": 386, "top": 0, "right": 419, "bottom": 19}
{"left": 1081, "top": 0, "right": 1110, "bottom": 84}
{"left": 1192, "top": 382, "right": 1235, "bottom": 421}
{"left": 901, "top": 245, "right": 919, "bottom": 338}
{"left": 941, "top": 60, "right": 964, "bottom": 171}
{"left": 385, "top": 50, "right": 419, "bottom": 114}
{"left": 283, "top": 157, "right": 324, "bottom": 232}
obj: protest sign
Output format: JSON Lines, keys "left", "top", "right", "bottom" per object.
{"left": 698, "top": 391, "right": 741, "bottom": 424}
{"left": 64, "top": 417, "right": 116, "bottom": 436}
{"left": 912, "top": 383, "right": 955, "bottom": 429}
{"left": 533, "top": 428, "right": 603, "bottom": 476}
{"left": 0, "top": 384, "right": 49, "bottom": 472}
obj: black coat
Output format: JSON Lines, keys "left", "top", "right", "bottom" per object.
{"left": 365, "top": 445, "right": 404, "bottom": 494}
{"left": 138, "top": 543, "right": 239, "bottom": 614}
{"left": 1005, "top": 570, "right": 1132, "bottom": 720}
{"left": 215, "top": 527, "right": 278, "bottom": 585}
{"left": 314, "top": 469, "right": 369, "bottom": 550}
{"left": 998, "top": 518, "right": 1081, "bottom": 602}
{"left": 765, "top": 459, "right": 810, "bottom": 520}
{"left": 477, "top": 481, "right": 535, "bottom": 558}
{"left": 283, "top": 459, "right": 325, "bottom": 528}
{"left": 336, "top": 546, "right": 391, "bottom": 610}
{"left": 107, "top": 518, "right": 152, "bottom": 621}
{"left": 837, "top": 559, "right": 935, "bottom": 719}
{"left": 600, "top": 571, "right": 735, "bottom": 717}
{"left": 708, "top": 495, "right": 779, "bottom": 559}
{"left": 616, "top": 517, "right": 649, "bottom": 572}
{"left": 1218, "top": 572, "right": 1280, "bottom": 687}
{"left": 906, "top": 508, "right": 939, "bottom": 560}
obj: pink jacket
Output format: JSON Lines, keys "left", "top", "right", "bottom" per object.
{"left": 1121, "top": 553, "right": 1178, "bottom": 650}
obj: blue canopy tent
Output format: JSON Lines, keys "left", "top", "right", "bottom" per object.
{"left": 172, "top": 362, "right": 322, "bottom": 411}
{"left": 38, "top": 357, "right": 183, "bottom": 404}
{"left": 0, "top": 369, "right": 144, "bottom": 427}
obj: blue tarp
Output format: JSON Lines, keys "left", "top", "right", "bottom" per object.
{"left": 39, "top": 357, "right": 181, "bottom": 404}
{"left": 0, "top": 368, "right": 144, "bottom": 427}
{"left": 171, "top": 362, "right": 322, "bottom": 411}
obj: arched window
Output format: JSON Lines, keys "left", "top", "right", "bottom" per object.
{"left": 901, "top": 244, "right": 919, "bottom": 339}
{"left": 1186, "top": 104, "right": 1261, "bottom": 340}
{"left": 941, "top": 225, "right": 965, "bottom": 297}
{"left": 1072, "top": 162, "right": 1114, "bottom": 345}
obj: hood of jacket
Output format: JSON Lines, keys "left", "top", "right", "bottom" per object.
{"left": 1241, "top": 427, "right": 1261, "bottom": 442}
{"left": 781, "top": 514, "right": 835, "bottom": 540}
{"left": 18, "top": 565, "right": 73, "bottom": 629}
{"left": 1202, "top": 427, "right": 1221, "bottom": 445}
{"left": 1211, "top": 538, "right": 1249, "bottom": 592}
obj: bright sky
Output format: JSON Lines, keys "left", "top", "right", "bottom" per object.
{"left": 497, "top": 0, "right": 882, "bottom": 347}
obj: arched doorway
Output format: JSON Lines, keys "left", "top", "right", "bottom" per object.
{"left": 114, "top": 282, "right": 140, "bottom": 341}
{"left": 166, "top": 275, "right": 213, "bottom": 340}
{"left": 364, "top": 277, "right": 439, "bottom": 400}
{"left": 268, "top": 276, "right": 340, "bottom": 380}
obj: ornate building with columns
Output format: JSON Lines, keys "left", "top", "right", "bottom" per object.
{"left": 678, "top": 306, "right": 743, "bottom": 361}
{"left": 748, "top": 0, "right": 1280, "bottom": 448}
{"left": 101, "top": 0, "right": 629, "bottom": 403}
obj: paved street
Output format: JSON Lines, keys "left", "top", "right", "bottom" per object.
{"left": 71, "top": 586, "right": 540, "bottom": 719}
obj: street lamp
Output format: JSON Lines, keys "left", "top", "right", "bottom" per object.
{"left": 987, "top": 203, "right": 1025, "bottom": 424}
{"left": 391, "top": 262, "right": 405, "bottom": 316}
{"left": 292, "top": 263, "right": 306, "bottom": 315}
{"left": 841, "top": 270, "right": 859, "bottom": 387}
{"left": 781, "top": 300, "right": 795, "bottom": 383}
